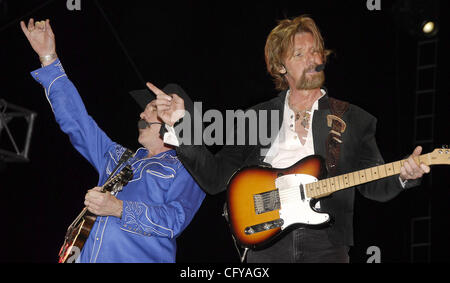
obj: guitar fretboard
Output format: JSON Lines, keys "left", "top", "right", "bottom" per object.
{"left": 305, "top": 153, "right": 431, "bottom": 199}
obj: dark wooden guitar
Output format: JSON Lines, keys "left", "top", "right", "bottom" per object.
{"left": 58, "top": 165, "right": 133, "bottom": 263}
{"left": 225, "top": 147, "right": 449, "bottom": 250}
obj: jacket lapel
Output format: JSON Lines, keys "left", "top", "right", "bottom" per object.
{"left": 312, "top": 94, "right": 331, "bottom": 159}
{"left": 255, "top": 90, "right": 286, "bottom": 165}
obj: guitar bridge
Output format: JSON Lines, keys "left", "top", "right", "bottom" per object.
{"left": 253, "top": 190, "right": 281, "bottom": 214}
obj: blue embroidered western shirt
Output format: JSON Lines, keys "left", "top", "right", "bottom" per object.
{"left": 30, "top": 59, "right": 205, "bottom": 262}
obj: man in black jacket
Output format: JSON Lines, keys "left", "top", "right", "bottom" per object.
{"left": 149, "top": 15, "right": 430, "bottom": 263}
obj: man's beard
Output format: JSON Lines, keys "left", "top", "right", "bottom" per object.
{"left": 296, "top": 68, "right": 325, "bottom": 90}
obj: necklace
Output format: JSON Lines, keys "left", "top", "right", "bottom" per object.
{"left": 294, "top": 110, "right": 312, "bottom": 129}
{"left": 288, "top": 95, "right": 314, "bottom": 129}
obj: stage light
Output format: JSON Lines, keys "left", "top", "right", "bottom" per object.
{"left": 422, "top": 21, "right": 434, "bottom": 33}
{"left": 393, "top": 0, "right": 440, "bottom": 39}
{"left": 421, "top": 21, "right": 438, "bottom": 37}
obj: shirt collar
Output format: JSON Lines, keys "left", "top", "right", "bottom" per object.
{"left": 134, "top": 148, "right": 176, "bottom": 160}
{"left": 285, "top": 88, "right": 327, "bottom": 115}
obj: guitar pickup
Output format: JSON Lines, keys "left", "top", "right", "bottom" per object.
{"left": 244, "top": 219, "right": 284, "bottom": 235}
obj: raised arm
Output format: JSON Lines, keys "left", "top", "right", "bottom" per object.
{"left": 21, "top": 18, "right": 116, "bottom": 174}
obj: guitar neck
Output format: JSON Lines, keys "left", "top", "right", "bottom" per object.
{"left": 306, "top": 153, "right": 432, "bottom": 199}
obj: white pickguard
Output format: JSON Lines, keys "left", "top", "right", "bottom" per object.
{"left": 275, "top": 174, "right": 330, "bottom": 229}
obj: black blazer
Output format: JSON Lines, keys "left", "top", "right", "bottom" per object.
{"left": 176, "top": 89, "right": 410, "bottom": 246}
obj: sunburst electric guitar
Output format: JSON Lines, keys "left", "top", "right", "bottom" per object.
{"left": 58, "top": 165, "right": 133, "bottom": 263}
{"left": 225, "top": 147, "right": 449, "bottom": 250}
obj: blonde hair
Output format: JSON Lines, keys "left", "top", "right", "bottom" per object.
{"left": 264, "top": 15, "right": 332, "bottom": 90}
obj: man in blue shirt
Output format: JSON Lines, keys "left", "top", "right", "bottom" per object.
{"left": 21, "top": 18, "right": 205, "bottom": 263}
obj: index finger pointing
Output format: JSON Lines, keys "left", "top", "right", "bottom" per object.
{"left": 146, "top": 82, "right": 172, "bottom": 101}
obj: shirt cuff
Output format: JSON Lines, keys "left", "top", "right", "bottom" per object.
{"left": 163, "top": 124, "right": 180, "bottom": 147}
{"left": 30, "top": 58, "right": 66, "bottom": 89}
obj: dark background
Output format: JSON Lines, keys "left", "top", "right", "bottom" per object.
{"left": 0, "top": 0, "right": 448, "bottom": 263}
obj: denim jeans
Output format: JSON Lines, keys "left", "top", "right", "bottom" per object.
{"left": 246, "top": 228, "right": 349, "bottom": 263}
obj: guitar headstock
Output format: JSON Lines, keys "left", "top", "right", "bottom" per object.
{"left": 428, "top": 146, "right": 450, "bottom": 165}
{"left": 104, "top": 165, "right": 134, "bottom": 193}
{"left": 120, "top": 165, "right": 134, "bottom": 186}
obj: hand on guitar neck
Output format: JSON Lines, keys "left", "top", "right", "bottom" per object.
{"left": 399, "top": 146, "right": 431, "bottom": 183}
{"left": 84, "top": 187, "right": 123, "bottom": 218}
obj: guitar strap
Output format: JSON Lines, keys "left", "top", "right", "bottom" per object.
{"left": 106, "top": 148, "right": 134, "bottom": 183}
{"left": 325, "top": 98, "right": 349, "bottom": 176}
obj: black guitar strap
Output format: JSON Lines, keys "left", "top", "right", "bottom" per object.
{"left": 326, "top": 98, "right": 349, "bottom": 176}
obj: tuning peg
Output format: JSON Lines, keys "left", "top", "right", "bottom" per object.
{"left": 440, "top": 145, "right": 449, "bottom": 154}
